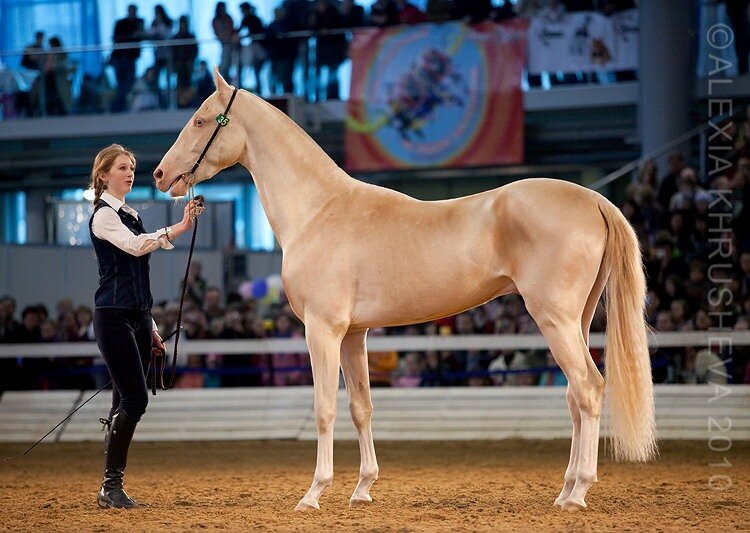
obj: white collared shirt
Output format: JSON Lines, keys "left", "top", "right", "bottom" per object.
{"left": 91, "top": 192, "right": 174, "bottom": 257}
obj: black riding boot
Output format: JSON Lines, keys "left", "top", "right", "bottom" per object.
{"left": 97, "top": 410, "right": 138, "bottom": 509}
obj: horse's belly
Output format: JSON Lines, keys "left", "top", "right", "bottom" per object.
{"left": 350, "top": 273, "right": 516, "bottom": 329}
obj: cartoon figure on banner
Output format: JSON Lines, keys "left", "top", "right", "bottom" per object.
{"left": 386, "top": 48, "right": 465, "bottom": 141}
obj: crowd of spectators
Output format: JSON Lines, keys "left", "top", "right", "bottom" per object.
{"left": 1, "top": 108, "right": 750, "bottom": 391}
{"left": 4, "top": 0, "right": 646, "bottom": 117}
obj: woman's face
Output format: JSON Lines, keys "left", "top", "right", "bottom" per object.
{"left": 104, "top": 154, "right": 135, "bottom": 200}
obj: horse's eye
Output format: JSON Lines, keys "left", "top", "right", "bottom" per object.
{"left": 194, "top": 118, "right": 205, "bottom": 127}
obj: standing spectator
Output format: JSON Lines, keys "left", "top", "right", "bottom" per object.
{"left": 371, "top": 0, "right": 400, "bottom": 26}
{"left": 111, "top": 4, "right": 145, "bottom": 113}
{"left": 341, "top": 0, "right": 366, "bottom": 27}
{"left": 426, "top": 0, "right": 457, "bottom": 22}
{"left": 171, "top": 15, "right": 198, "bottom": 108}
{"left": 22, "top": 31, "right": 46, "bottom": 71}
{"left": 22, "top": 31, "right": 46, "bottom": 116}
{"left": 309, "top": 0, "right": 347, "bottom": 100}
{"left": 148, "top": 5, "right": 174, "bottom": 108}
{"left": 212, "top": 2, "right": 236, "bottom": 80}
{"left": 237, "top": 2, "right": 267, "bottom": 94}
{"left": 455, "top": 0, "right": 493, "bottom": 23}
{"left": 396, "top": 0, "right": 427, "bottom": 24}
{"left": 44, "top": 37, "right": 73, "bottom": 115}
{"left": 266, "top": 7, "right": 297, "bottom": 94}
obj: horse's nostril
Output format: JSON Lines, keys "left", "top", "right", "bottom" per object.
{"left": 153, "top": 168, "right": 163, "bottom": 181}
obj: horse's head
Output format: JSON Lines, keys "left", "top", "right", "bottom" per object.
{"left": 154, "top": 66, "right": 245, "bottom": 197}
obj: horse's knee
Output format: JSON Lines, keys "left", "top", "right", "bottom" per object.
{"left": 315, "top": 403, "right": 337, "bottom": 434}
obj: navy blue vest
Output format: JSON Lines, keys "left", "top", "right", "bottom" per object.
{"left": 89, "top": 199, "right": 153, "bottom": 310}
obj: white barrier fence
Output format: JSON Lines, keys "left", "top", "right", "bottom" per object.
{"left": 1, "top": 385, "right": 748, "bottom": 443}
{"left": 2, "top": 331, "right": 750, "bottom": 358}
{"left": 1, "top": 332, "right": 748, "bottom": 443}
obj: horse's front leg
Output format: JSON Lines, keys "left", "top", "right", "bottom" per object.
{"left": 340, "top": 330, "right": 379, "bottom": 507}
{"left": 295, "top": 315, "right": 346, "bottom": 511}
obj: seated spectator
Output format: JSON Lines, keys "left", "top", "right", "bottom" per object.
{"left": 393, "top": 352, "right": 424, "bottom": 387}
{"left": 15, "top": 305, "right": 42, "bottom": 343}
{"left": 264, "top": 313, "right": 310, "bottom": 386}
{"left": 75, "top": 305, "right": 94, "bottom": 340}
{"left": 657, "top": 151, "right": 686, "bottom": 208}
{"left": 176, "top": 354, "right": 205, "bottom": 388}
{"left": 203, "top": 286, "right": 224, "bottom": 321}
{"left": 690, "top": 348, "right": 728, "bottom": 384}
{"left": 39, "top": 320, "right": 60, "bottom": 342}
{"left": 0, "top": 295, "right": 21, "bottom": 342}
{"left": 488, "top": 350, "right": 532, "bottom": 386}
{"left": 669, "top": 168, "right": 705, "bottom": 212}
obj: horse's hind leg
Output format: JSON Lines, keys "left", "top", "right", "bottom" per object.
{"left": 554, "top": 261, "right": 607, "bottom": 507}
{"left": 340, "top": 330, "right": 379, "bottom": 507}
{"left": 295, "top": 315, "right": 346, "bottom": 511}
{"left": 532, "top": 315, "right": 604, "bottom": 510}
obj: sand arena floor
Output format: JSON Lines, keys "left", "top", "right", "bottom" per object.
{"left": 0, "top": 439, "right": 748, "bottom": 532}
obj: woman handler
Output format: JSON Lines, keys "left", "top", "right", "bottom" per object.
{"left": 89, "top": 143, "right": 204, "bottom": 508}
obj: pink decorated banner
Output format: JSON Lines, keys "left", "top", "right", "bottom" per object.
{"left": 345, "top": 20, "right": 527, "bottom": 172}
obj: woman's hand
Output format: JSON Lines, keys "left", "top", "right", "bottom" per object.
{"left": 180, "top": 199, "right": 205, "bottom": 229}
{"left": 152, "top": 329, "right": 165, "bottom": 354}
{"left": 169, "top": 199, "right": 206, "bottom": 240}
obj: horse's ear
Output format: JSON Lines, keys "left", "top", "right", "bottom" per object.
{"left": 213, "top": 65, "right": 234, "bottom": 99}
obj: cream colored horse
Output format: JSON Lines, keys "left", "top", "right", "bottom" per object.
{"left": 154, "top": 68, "right": 657, "bottom": 512}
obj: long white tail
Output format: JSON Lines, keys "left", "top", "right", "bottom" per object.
{"left": 599, "top": 200, "right": 657, "bottom": 462}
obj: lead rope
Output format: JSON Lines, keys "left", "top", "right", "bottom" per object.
{"left": 151, "top": 194, "right": 204, "bottom": 394}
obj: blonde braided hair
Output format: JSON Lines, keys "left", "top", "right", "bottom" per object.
{"left": 89, "top": 144, "right": 136, "bottom": 208}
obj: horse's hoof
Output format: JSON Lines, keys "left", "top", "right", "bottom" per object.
{"left": 561, "top": 499, "right": 587, "bottom": 511}
{"left": 553, "top": 497, "right": 566, "bottom": 508}
{"left": 349, "top": 496, "right": 372, "bottom": 508}
{"left": 294, "top": 498, "right": 320, "bottom": 512}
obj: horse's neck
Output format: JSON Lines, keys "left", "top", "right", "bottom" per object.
{"left": 236, "top": 92, "right": 351, "bottom": 248}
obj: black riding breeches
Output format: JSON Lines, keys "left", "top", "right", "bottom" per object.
{"left": 93, "top": 308, "right": 152, "bottom": 421}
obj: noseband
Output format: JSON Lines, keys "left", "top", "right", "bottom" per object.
{"left": 178, "top": 87, "right": 239, "bottom": 190}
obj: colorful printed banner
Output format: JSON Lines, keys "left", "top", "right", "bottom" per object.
{"left": 345, "top": 21, "right": 527, "bottom": 172}
{"left": 527, "top": 9, "right": 639, "bottom": 75}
